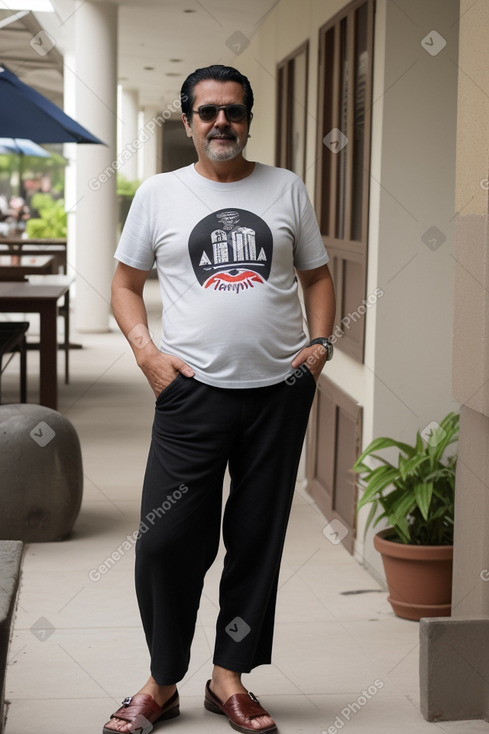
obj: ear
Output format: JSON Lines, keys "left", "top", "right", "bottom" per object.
{"left": 247, "top": 112, "right": 253, "bottom": 135}
{"left": 182, "top": 113, "right": 193, "bottom": 138}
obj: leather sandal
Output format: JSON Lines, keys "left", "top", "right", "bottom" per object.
{"left": 103, "top": 689, "right": 179, "bottom": 733}
{"left": 204, "top": 680, "right": 277, "bottom": 733}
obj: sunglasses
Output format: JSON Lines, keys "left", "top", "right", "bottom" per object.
{"left": 192, "top": 104, "right": 248, "bottom": 123}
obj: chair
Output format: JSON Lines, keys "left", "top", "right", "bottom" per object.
{"left": 0, "top": 322, "right": 29, "bottom": 404}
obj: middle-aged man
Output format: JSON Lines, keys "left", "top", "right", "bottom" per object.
{"left": 104, "top": 64, "right": 335, "bottom": 734}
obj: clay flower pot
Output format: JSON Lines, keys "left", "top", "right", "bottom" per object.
{"left": 374, "top": 528, "right": 453, "bottom": 621}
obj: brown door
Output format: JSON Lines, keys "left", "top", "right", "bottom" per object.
{"left": 306, "top": 375, "right": 362, "bottom": 554}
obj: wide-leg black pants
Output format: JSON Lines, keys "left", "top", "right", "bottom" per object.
{"left": 135, "top": 368, "right": 316, "bottom": 685}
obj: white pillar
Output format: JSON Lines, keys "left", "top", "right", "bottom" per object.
{"left": 139, "top": 106, "right": 160, "bottom": 180}
{"left": 62, "top": 51, "right": 77, "bottom": 281}
{"left": 118, "top": 88, "right": 139, "bottom": 182}
{"left": 74, "top": 0, "right": 117, "bottom": 332}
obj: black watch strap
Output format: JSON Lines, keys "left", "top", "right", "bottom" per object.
{"left": 306, "top": 337, "right": 334, "bottom": 361}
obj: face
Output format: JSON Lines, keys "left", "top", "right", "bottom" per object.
{"left": 182, "top": 80, "right": 250, "bottom": 163}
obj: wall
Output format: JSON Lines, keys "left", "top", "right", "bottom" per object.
{"left": 225, "top": 0, "right": 459, "bottom": 578}
{"left": 363, "top": 0, "right": 459, "bottom": 575}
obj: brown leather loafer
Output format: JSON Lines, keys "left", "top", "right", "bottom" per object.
{"left": 204, "top": 680, "right": 277, "bottom": 733}
{"left": 103, "top": 689, "right": 179, "bottom": 733}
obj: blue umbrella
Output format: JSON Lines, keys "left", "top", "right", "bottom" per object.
{"left": 0, "top": 137, "right": 51, "bottom": 199}
{"left": 0, "top": 65, "right": 104, "bottom": 144}
{"left": 0, "top": 138, "right": 51, "bottom": 157}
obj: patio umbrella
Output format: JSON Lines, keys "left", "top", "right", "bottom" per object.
{"left": 0, "top": 138, "right": 51, "bottom": 157}
{"left": 0, "top": 65, "right": 104, "bottom": 144}
{"left": 0, "top": 137, "right": 51, "bottom": 199}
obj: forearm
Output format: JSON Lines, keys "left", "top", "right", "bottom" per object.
{"left": 111, "top": 262, "right": 194, "bottom": 395}
{"left": 292, "top": 264, "right": 336, "bottom": 377}
{"left": 301, "top": 267, "right": 336, "bottom": 340}
{"left": 111, "top": 281, "right": 159, "bottom": 366}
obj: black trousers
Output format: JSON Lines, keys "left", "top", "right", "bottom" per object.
{"left": 135, "top": 368, "right": 316, "bottom": 685}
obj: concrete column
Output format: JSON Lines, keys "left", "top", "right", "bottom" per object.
{"left": 139, "top": 106, "right": 160, "bottom": 180}
{"left": 74, "top": 0, "right": 117, "bottom": 332}
{"left": 118, "top": 88, "right": 139, "bottom": 182}
{"left": 420, "top": 0, "right": 489, "bottom": 722}
{"left": 63, "top": 52, "right": 77, "bottom": 282}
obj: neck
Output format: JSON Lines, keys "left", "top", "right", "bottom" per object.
{"left": 194, "top": 156, "right": 255, "bottom": 183}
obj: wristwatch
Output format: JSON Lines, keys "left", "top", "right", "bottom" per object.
{"left": 307, "top": 337, "right": 334, "bottom": 362}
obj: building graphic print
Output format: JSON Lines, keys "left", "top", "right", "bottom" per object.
{"left": 189, "top": 208, "right": 273, "bottom": 293}
{"left": 209, "top": 226, "right": 264, "bottom": 266}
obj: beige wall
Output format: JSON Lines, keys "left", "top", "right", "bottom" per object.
{"left": 363, "top": 0, "right": 459, "bottom": 575}
{"left": 452, "top": 0, "right": 489, "bottom": 416}
{"left": 451, "top": 0, "right": 489, "bottom": 618}
{"left": 226, "top": 0, "right": 459, "bottom": 576}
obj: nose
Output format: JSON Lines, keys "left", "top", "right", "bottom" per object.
{"left": 214, "top": 109, "right": 228, "bottom": 126}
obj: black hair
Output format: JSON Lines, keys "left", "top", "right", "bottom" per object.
{"left": 180, "top": 64, "right": 254, "bottom": 123}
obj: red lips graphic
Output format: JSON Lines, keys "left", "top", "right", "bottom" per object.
{"left": 205, "top": 270, "right": 263, "bottom": 287}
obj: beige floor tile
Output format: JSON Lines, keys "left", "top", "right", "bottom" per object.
{"left": 2, "top": 287, "right": 488, "bottom": 732}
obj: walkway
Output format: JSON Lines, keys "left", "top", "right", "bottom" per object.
{"left": 2, "top": 281, "right": 487, "bottom": 733}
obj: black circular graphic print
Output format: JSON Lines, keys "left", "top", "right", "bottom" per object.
{"left": 188, "top": 208, "right": 273, "bottom": 293}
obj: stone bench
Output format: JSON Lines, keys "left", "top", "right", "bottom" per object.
{"left": 0, "top": 404, "right": 83, "bottom": 542}
{"left": 0, "top": 541, "right": 23, "bottom": 734}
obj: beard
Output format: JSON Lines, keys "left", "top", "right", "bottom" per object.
{"left": 204, "top": 130, "right": 247, "bottom": 161}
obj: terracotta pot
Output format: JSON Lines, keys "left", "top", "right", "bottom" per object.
{"left": 374, "top": 528, "right": 453, "bottom": 621}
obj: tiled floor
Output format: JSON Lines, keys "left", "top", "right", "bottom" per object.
{"left": 2, "top": 281, "right": 488, "bottom": 733}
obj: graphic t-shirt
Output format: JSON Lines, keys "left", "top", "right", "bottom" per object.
{"left": 115, "top": 162, "right": 329, "bottom": 388}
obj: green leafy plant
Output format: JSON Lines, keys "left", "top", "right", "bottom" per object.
{"left": 25, "top": 193, "right": 67, "bottom": 238}
{"left": 353, "top": 412, "right": 459, "bottom": 546}
{"left": 117, "top": 173, "right": 140, "bottom": 197}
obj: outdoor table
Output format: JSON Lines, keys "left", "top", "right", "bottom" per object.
{"left": 0, "top": 237, "right": 67, "bottom": 274}
{"left": 0, "top": 254, "right": 55, "bottom": 280}
{"left": 0, "top": 275, "right": 73, "bottom": 409}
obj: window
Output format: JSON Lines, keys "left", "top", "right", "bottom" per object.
{"left": 315, "top": 0, "right": 375, "bottom": 361}
{"left": 276, "top": 42, "right": 309, "bottom": 179}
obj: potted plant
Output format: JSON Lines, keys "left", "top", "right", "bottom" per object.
{"left": 353, "top": 411, "right": 459, "bottom": 620}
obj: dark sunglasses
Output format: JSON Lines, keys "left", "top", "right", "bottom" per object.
{"left": 192, "top": 104, "right": 248, "bottom": 123}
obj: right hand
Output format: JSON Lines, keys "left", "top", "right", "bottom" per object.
{"left": 138, "top": 348, "right": 195, "bottom": 398}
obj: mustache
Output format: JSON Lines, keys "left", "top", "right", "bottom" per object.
{"left": 207, "top": 130, "right": 237, "bottom": 141}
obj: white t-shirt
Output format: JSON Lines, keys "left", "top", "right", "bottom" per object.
{"left": 115, "top": 162, "right": 329, "bottom": 388}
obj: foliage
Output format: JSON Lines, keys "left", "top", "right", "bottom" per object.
{"left": 25, "top": 194, "right": 67, "bottom": 238}
{"left": 0, "top": 149, "right": 66, "bottom": 196}
{"left": 353, "top": 412, "right": 459, "bottom": 546}
{"left": 117, "top": 173, "right": 140, "bottom": 197}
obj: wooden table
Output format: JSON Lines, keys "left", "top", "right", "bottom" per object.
{"left": 0, "top": 238, "right": 67, "bottom": 274}
{"left": 0, "top": 255, "right": 55, "bottom": 281}
{"left": 0, "top": 275, "right": 73, "bottom": 409}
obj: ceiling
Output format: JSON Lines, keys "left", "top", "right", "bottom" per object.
{"left": 0, "top": 0, "right": 279, "bottom": 110}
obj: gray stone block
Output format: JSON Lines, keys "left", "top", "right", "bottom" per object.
{"left": 420, "top": 617, "right": 489, "bottom": 722}
{"left": 0, "top": 404, "right": 83, "bottom": 542}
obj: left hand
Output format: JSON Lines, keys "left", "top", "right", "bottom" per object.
{"left": 291, "top": 343, "right": 329, "bottom": 382}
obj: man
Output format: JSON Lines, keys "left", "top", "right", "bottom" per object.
{"left": 104, "top": 64, "right": 335, "bottom": 734}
